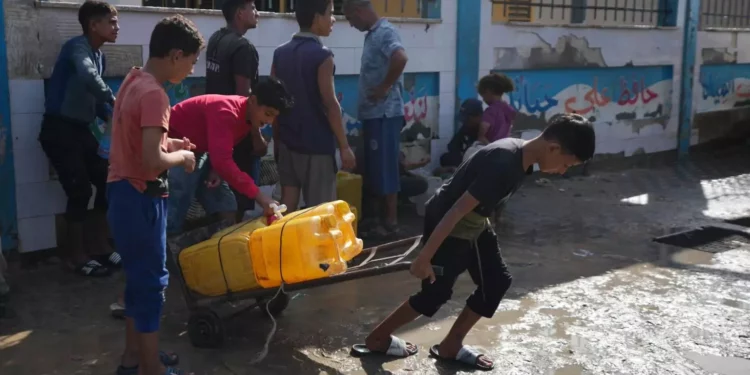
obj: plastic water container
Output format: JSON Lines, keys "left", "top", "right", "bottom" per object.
{"left": 336, "top": 171, "right": 362, "bottom": 224}
{"left": 179, "top": 217, "right": 269, "bottom": 297}
{"left": 273, "top": 200, "right": 363, "bottom": 261}
{"left": 250, "top": 213, "right": 349, "bottom": 288}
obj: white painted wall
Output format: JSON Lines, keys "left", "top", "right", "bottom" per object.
{"left": 694, "top": 30, "right": 750, "bottom": 113}
{"left": 7, "top": 2, "right": 457, "bottom": 252}
{"left": 479, "top": 0, "right": 687, "bottom": 158}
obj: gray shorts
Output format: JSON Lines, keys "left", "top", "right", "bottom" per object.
{"left": 277, "top": 142, "right": 337, "bottom": 206}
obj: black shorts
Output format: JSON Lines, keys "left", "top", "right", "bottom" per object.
{"left": 39, "top": 115, "right": 108, "bottom": 222}
{"left": 408, "top": 201, "right": 513, "bottom": 318}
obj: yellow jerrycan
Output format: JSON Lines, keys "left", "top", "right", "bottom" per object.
{"left": 250, "top": 212, "right": 350, "bottom": 288}
{"left": 272, "top": 200, "right": 363, "bottom": 261}
{"left": 178, "top": 217, "right": 269, "bottom": 297}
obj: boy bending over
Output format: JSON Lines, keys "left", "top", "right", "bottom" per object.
{"left": 351, "top": 114, "right": 595, "bottom": 371}
{"left": 166, "top": 78, "right": 294, "bottom": 235}
{"left": 107, "top": 15, "right": 204, "bottom": 375}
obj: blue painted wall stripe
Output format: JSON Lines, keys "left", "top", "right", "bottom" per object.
{"left": 454, "top": 0, "right": 481, "bottom": 133}
{"left": 678, "top": 0, "right": 699, "bottom": 157}
{"left": 0, "top": 1, "right": 18, "bottom": 251}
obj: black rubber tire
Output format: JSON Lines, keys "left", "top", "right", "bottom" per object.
{"left": 258, "top": 292, "right": 289, "bottom": 317}
{"left": 187, "top": 308, "right": 224, "bottom": 348}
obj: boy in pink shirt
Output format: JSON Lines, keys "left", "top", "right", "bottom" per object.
{"left": 477, "top": 73, "right": 516, "bottom": 144}
{"left": 107, "top": 15, "right": 204, "bottom": 375}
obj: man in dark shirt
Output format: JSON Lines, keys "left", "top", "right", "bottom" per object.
{"left": 205, "top": 0, "right": 263, "bottom": 221}
{"left": 351, "top": 114, "right": 595, "bottom": 370}
{"left": 440, "top": 98, "right": 483, "bottom": 169}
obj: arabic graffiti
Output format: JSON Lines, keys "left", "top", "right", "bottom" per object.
{"left": 505, "top": 73, "right": 662, "bottom": 116}
{"left": 700, "top": 72, "right": 750, "bottom": 100}
{"left": 616, "top": 77, "right": 659, "bottom": 105}
{"left": 564, "top": 77, "right": 610, "bottom": 115}
{"left": 507, "top": 75, "right": 560, "bottom": 113}
{"left": 697, "top": 64, "right": 750, "bottom": 113}
{"left": 404, "top": 86, "right": 429, "bottom": 124}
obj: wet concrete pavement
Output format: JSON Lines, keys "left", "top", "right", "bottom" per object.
{"left": 3, "top": 147, "right": 750, "bottom": 374}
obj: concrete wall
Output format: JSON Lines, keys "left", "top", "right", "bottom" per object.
{"left": 481, "top": 0, "right": 686, "bottom": 158}
{"left": 5, "top": 1, "right": 457, "bottom": 252}
{"left": 693, "top": 30, "right": 750, "bottom": 144}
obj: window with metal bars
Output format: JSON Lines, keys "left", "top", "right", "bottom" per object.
{"left": 141, "top": 0, "right": 425, "bottom": 18}
{"left": 701, "top": 0, "right": 750, "bottom": 29}
{"left": 491, "top": 0, "right": 672, "bottom": 26}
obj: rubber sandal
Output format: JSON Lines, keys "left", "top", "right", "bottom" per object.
{"left": 429, "top": 344, "right": 494, "bottom": 371}
{"left": 115, "top": 351, "right": 180, "bottom": 375}
{"left": 74, "top": 260, "right": 111, "bottom": 277}
{"left": 110, "top": 302, "right": 125, "bottom": 319}
{"left": 350, "top": 335, "right": 418, "bottom": 358}
{"left": 95, "top": 252, "right": 123, "bottom": 269}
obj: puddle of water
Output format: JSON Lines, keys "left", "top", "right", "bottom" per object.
{"left": 685, "top": 352, "right": 750, "bottom": 375}
{"left": 554, "top": 364, "right": 584, "bottom": 375}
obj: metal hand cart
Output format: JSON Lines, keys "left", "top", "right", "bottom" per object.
{"left": 167, "top": 220, "right": 422, "bottom": 348}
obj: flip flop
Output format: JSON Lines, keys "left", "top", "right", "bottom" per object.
{"left": 72, "top": 260, "right": 111, "bottom": 277}
{"left": 110, "top": 302, "right": 125, "bottom": 319}
{"left": 116, "top": 351, "right": 180, "bottom": 375}
{"left": 429, "top": 344, "right": 494, "bottom": 371}
{"left": 350, "top": 335, "right": 418, "bottom": 358}
{"left": 94, "top": 252, "right": 123, "bottom": 269}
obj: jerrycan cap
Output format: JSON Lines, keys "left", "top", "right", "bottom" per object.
{"left": 267, "top": 203, "right": 288, "bottom": 225}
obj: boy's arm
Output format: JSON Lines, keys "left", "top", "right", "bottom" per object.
{"left": 206, "top": 109, "right": 260, "bottom": 199}
{"left": 232, "top": 42, "right": 259, "bottom": 96}
{"left": 140, "top": 91, "right": 191, "bottom": 173}
{"left": 477, "top": 122, "right": 491, "bottom": 145}
{"left": 318, "top": 56, "right": 356, "bottom": 170}
{"left": 373, "top": 31, "right": 408, "bottom": 97}
{"left": 318, "top": 56, "right": 350, "bottom": 152}
{"left": 70, "top": 42, "right": 115, "bottom": 105}
{"left": 415, "top": 191, "right": 480, "bottom": 268}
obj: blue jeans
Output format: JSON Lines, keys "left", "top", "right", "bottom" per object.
{"left": 166, "top": 153, "right": 237, "bottom": 235}
{"left": 107, "top": 180, "right": 168, "bottom": 333}
{"left": 362, "top": 116, "right": 403, "bottom": 195}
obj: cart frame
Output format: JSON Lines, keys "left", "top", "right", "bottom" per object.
{"left": 167, "top": 220, "right": 422, "bottom": 348}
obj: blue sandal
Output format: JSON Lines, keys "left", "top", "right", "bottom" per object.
{"left": 116, "top": 351, "right": 179, "bottom": 375}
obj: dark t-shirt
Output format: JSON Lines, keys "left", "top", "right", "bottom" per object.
{"left": 447, "top": 124, "right": 478, "bottom": 154}
{"left": 428, "top": 138, "right": 530, "bottom": 238}
{"left": 205, "top": 28, "right": 259, "bottom": 95}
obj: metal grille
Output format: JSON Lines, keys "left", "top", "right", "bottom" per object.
{"left": 491, "top": 0, "right": 670, "bottom": 26}
{"left": 653, "top": 226, "right": 750, "bottom": 254}
{"left": 701, "top": 0, "right": 750, "bottom": 29}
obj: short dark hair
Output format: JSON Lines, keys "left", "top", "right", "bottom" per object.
{"left": 542, "top": 113, "right": 596, "bottom": 162}
{"left": 477, "top": 73, "right": 514, "bottom": 95}
{"left": 221, "top": 0, "right": 254, "bottom": 22}
{"left": 252, "top": 77, "right": 295, "bottom": 115}
{"left": 295, "top": 0, "right": 331, "bottom": 29}
{"left": 78, "top": 0, "right": 117, "bottom": 34}
{"left": 148, "top": 15, "right": 205, "bottom": 59}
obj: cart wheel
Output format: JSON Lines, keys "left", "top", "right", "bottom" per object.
{"left": 258, "top": 292, "right": 289, "bottom": 317}
{"left": 187, "top": 308, "right": 224, "bottom": 348}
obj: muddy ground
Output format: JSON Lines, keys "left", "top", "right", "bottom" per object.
{"left": 2, "top": 147, "right": 750, "bottom": 375}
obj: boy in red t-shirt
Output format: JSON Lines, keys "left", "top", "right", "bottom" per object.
{"left": 107, "top": 15, "right": 204, "bottom": 375}
{"left": 166, "top": 78, "right": 294, "bottom": 235}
